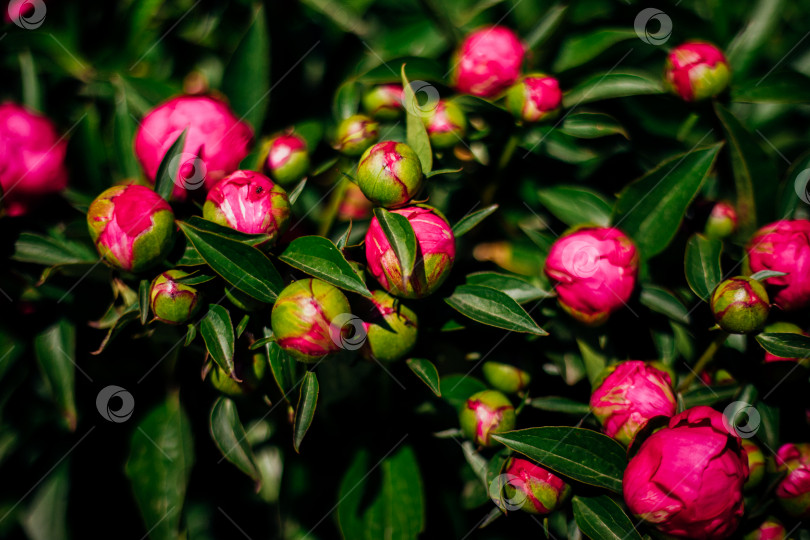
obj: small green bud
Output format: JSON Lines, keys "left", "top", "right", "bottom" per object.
{"left": 482, "top": 361, "right": 531, "bottom": 394}
{"left": 149, "top": 269, "right": 203, "bottom": 324}
{"left": 459, "top": 389, "right": 516, "bottom": 447}
{"left": 710, "top": 276, "right": 770, "bottom": 334}
{"left": 356, "top": 141, "right": 423, "bottom": 208}
{"left": 335, "top": 114, "right": 379, "bottom": 156}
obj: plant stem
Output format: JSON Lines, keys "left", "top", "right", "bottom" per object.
{"left": 677, "top": 331, "right": 730, "bottom": 392}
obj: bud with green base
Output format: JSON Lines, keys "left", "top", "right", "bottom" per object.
{"left": 335, "top": 114, "right": 380, "bottom": 156}
{"left": 210, "top": 353, "right": 267, "bottom": 396}
{"left": 362, "top": 84, "right": 403, "bottom": 121}
{"left": 742, "top": 439, "right": 765, "bottom": 492}
{"left": 505, "top": 73, "right": 562, "bottom": 124}
{"left": 356, "top": 141, "right": 423, "bottom": 208}
{"left": 421, "top": 100, "right": 466, "bottom": 149}
{"left": 360, "top": 290, "right": 418, "bottom": 363}
{"left": 743, "top": 517, "right": 787, "bottom": 540}
{"left": 503, "top": 457, "right": 571, "bottom": 515}
{"left": 459, "top": 389, "right": 516, "bottom": 447}
{"left": 665, "top": 41, "right": 731, "bottom": 102}
{"left": 149, "top": 269, "right": 203, "bottom": 324}
{"left": 482, "top": 361, "right": 531, "bottom": 394}
{"left": 265, "top": 134, "right": 309, "bottom": 186}
{"left": 705, "top": 201, "right": 737, "bottom": 239}
{"left": 710, "top": 277, "right": 770, "bottom": 334}
{"left": 270, "top": 278, "right": 352, "bottom": 363}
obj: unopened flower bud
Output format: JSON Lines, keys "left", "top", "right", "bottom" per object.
{"left": 356, "top": 141, "right": 423, "bottom": 208}
{"left": 421, "top": 100, "right": 467, "bottom": 149}
{"left": 337, "top": 182, "right": 373, "bottom": 221}
{"left": 264, "top": 134, "right": 309, "bottom": 186}
{"left": 665, "top": 41, "right": 731, "bottom": 102}
{"left": 743, "top": 517, "right": 787, "bottom": 540}
{"left": 210, "top": 353, "right": 267, "bottom": 396}
{"left": 459, "top": 389, "right": 516, "bottom": 447}
{"left": 503, "top": 457, "right": 571, "bottom": 514}
{"left": 747, "top": 220, "right": 810, "bottom": 311}
{"left": 362, "top": 84, "right": 404, "bottom": 121}
{"left": 451, "top": 26, "right": 524, "bottom": 98}
{"left": 505, "top": 74, "right": 562, "bottom": 123}
{"left": 710, "top": 276, "right": 770, "bottom": 334}
{"left": 774, "top": 442, "right": 810, "bottom": 518}
{"left": 335, "top": 114, "right": 379, "bottom": 156}
{"left": 704, "top": 201, "right": 738, "bottom": 239}
{"left": 741, "top": 439, "right": 765, "bottom": 492}
{"left": 359, "top": 290, "right": 418, "bottom": 362}
{"left": 482, "top": 361, "right": 531, "bottom": 394}
{"left": 149, "top": 269, "right": 203, "bottom": 324}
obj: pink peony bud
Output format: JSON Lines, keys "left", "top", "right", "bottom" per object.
{"left": 762, "top": 322, "right": 809, "bottom": 364}
{"left": 451, "top": 26, "right": 525, "bottom": 98}
{"left": 665, "top": 41, "right": 731, "bottom": 102}
{"left": 747, "top": 220, "right": 810, "bottom": 311}
{"left": 710, "top": 276, "right": 770, "bottom": 334}
{"left": 356, "top": 141, "right": 424, "bottom": 208}
{"left": 203, "top": 170, "right": 290, "bottom": 245}
{"left": 741, "top": 438, "right": 765, "bottom": 492}
{"left": 365, "top": 206, "right": 455, "bottom": 299}
{"left": 505, "top": 74, "right": 563, "bottom": 123}
{"left": 334, "top": 114, "right": 380, "bottom": 156}
{"left": 704, "top": 201, "right": 738, "bottom": 239}
{"left": 358, "top": 290, "right": 418, "bottom": 363}
{"left": 362, "top": 84, "right": 404, "bottom": 121}
{"left": 134, "top": 95, "right": 253, "bottom": 198}
{"left": 459, "top": 389, "right": 516, "bottom": 447}
{"left": 544, "top": 227, "right": 639, "bottom": 325}
{"left": 502, "top": 457, "right": 571, "bottom": 515}
{"left": 264, "top": 133, "right": 309, "bottom": 186}
{"left": 421, "top": 100, "right": 467, "bottom": 149}
{"left": 743, "top": 517, "right": 787, "bottom": 540}
{"left": 149, "top": 269, "right": 204, "bottom": 324}
{"left": 774, "top": 442, "right": 810, "bottom": 518}
{"left": 337, "top": 182, "right": 373, "bottom": 221}
{"left": 623, "top": 406, "right": 748, "bottom": 539}
{"left": 590, "top": 361, "right": 677, "bottom": 446}
{"left": 482, "top": 361, "right": 531, "bottom": 394}
{"left": 0, "top": 103, "right": 68, "bottom": 216}
{"left": 87, "top": 184, "right": 175, "bottom": 272}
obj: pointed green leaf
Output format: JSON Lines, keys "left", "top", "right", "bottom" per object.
{"left": 733, "top": 71, "right": 810, "bottom": 104}
{"left": 265, "top": 334, "right": 299, "bottom": 403}
{"left": 537, "top": 186, "right": 611, "bottom": 227}
{"left": 401, "top": 64, "right": 433, "bottom": 172}
{"left": 200, "top": 304, "right": 236, "bottom": 378}
{"left": 572, "top": 495, "right": 642, "bottom": 540}
{"left": 34, "top": 319, "right": 77, "bottom": 431}
{"left": 139, "top": 279, "right": 150, "bottom": 325}
{"left": 465, "top": 272, "right": 552, "bottom": 304}
{"left": 153, "top": 129, "right": 187, "bottom": 201}
{"left": 293, "top": 371, "right": 319, "bottom": 453}
{"left": 406, "top": 358, "right": 441, "bottom": 396}
{"left": 452, "top": 204, "right": 499, "bottom": 237}
{"left": 684, "top": 234, "right": 723, "bottom": 300}
{"left": 210, "top": 397, "right": 260, "bottom": 483}
{"left": 756, "top": 332, "right": 810, "bottom": 359}
{"left": 373, "top": 208, "right": 417, "bottom": 282}
{"left": 445, "top": 285, "right": 548, "bottom": 336}
{"left": 21, "top": 461, "right": 69, "bottom": 540}
{"left": 288, "top": 178, "right": 307, "bottom": 205}
{"left": 563, "top": 71, "right": 664, "bottom": 108}
{"left": 553, "top": 29, "right": 637, "bottom": 72}
{"left": 279, "top": 236, "right": 372, "bottom": 297}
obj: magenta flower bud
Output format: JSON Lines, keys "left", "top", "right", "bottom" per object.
{"left": 87, "top": 185, "right": 175, "bottom": 272}
{"left": 264, "top": 134, "right": 309, "bottom": 186}
{"left": 203, "top": 171, "right": 290, "bottom": 244}
{"left": 459, "top": 389, "right": 516, "bottom": 447}
{"left": 744, "top": 517, "right": 787, "bottom": 540}
{"left": 0, "top": 103, "right": 68, "bottom": 217}
{"left": 747, "top": 220, "right": 810, "bottom": 311}
{"left": 710, "top": 276, "right": 770, "bottom": 334}
{"left": 623, "top": 406, "right": 748, "bottom": 539}
{"left": 421, "top": 100, "right": 467, "bottom": 149}
{"left": 356, "top": 141, "right": 424, "bottom": 208}
{"left": 704, "top": 201, "right": 738, "bottom": 239}
{"left": 362, "top": 84, "right": 404, "bottom": 121}
{"left": 544, "top": 227, "right": 639, "bottom": 326}
{"left": 451, "top": 26, "right": 525, "bottom": 98}
{"left": 270, "top": 278, "right": 352, "bottom": 363}
{"left": 359, "top": 290, "right": 418, "bottom": 363}
{"left": 482, "top": 361, "right": 531, "bottom": 394}
{"left": 210, "top": 353, "right": 267, "bottom": 396}
{"left": 590, "top": 361, "right": 677, "bottom": 446}
{"left": 337, "top": 182, "right": 373, "bottom": 221}
{"left": 334, "top": 114, "right": 380, "bottom": 156}
{"left": 774, "top": 442, "right": 810, "bottom": 518}
{"left": 665, "top": 41, "right": 731, "bottom": 102}
{"left": 502, "top": 457, "right": 571, "bottom": 515}
{"left": 149, "top": 269, "right": 203, "bottom": 324}
{"left": 134, "top": 95, "right": 253, "bottom": 198}
{"left": 365, "top": 206, "right": 455, "bottom": 299}
{"left": 741, "top": 439, "right": 765, "bottom": 492}
{"left": 505, "top": 74, "right": 563, "bottom": 123}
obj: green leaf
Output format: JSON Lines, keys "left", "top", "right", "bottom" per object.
{"left": 537, "top": 185, "right": 612, "bottom": 227}
{"left": 528, "top": 397, "right": 591, "bottom": 415}
{"left": 34, "top": 319, "right": 77, "bottom": 431}
{"left": 113, "top": 92, "right": 141, "bottom": 180}
{"left": 491, "top": 427, "right": 627, "bottom": 493}
{"left": 714, "top": 102, "right": 777, "bottom": 236}
{"left": 445, "top": 285, "right": 548, "bottom": 336}
{"left": 613, "top": 143, "right": 722, "bottom": 258}
{"left": 279, "top": 236, "right": 372, "bottom": 297}
{"left": 13, "top": 232, "right": 97, "bottom": 266}
{"left": 733, "top": 71, "right": 810, "bottom": 104}
{"left": 401, "top": 64, "right": 433, "bottom": 173}
{"left": 680, "top": 385, "right": 739, "bottom": 408}
{"left": 19, "top": 49, "right": 42, "bottom": 113}
{"left": 684, "top": 234, "right": 723, "bottom": 300}
{"left": 178, "top": 221, "right": 282, "bottom": 303}
{"left": 553, "top": 29, "right": 637, "bottom": 72}
{"left": 750, "top": 270, "right": 787, "bottom": 281}
{"left": 406, "top": 358, "right": 441, "bottom": 396}
{"left": 153, "top": 129, "right": 187, "bottom": 201}
{"left": 222, "top": 4, "right": 270, "bottom": 132}
{"left": 20, "top": 461, "right": 69, "bottom": 540}
{"left": 288, "top": 178, "right": 307, "bottom": 205}
{"left": 425, "top": 168, "right": 462, "bottom": 178}
{"left": 337, "top": 445, "right": 425, "bottom": 540}
{"left": 639, "top": 285, "right": 690, "bottom": 324}
{"left": 333, "top": 79, "right": 361, "bottom": 121}
{"left": 572, "top": 495, "right": 642, "bottom": 540}
{"left": 293, "top": 372, "right": 319, "bottom": 453}
{"left": 465, "top": 272, "right": 552, "bottom": 304}
{"left": 452, "top": 204, "right": 499, "bottom": 237}
{"left": 200, "top": 304, "right": 236, "bottom": 378}
{"left": 293, "top": 120, "right": 323, "bottom": 151}
{"left": 173, "top": 271, "right": 217, "bottom": 286}
{"left": 577, "top": 337, "right": 607, "bottom": 386}
{"left": 126, "top": 392, "right": 194, "bottom": 540}
{"left": 373, "top": 208, "right": 418, "bottom": 282}
{"left": 91, "top": 307, "right": 140, "bottom": 355}
{"left": 235, "top": 314, "right": 250, "bottom": 339}
{"left": 139, "top": 279, "right": 150, "bottom": 325}
{"left": 440, "top": 374, "right": 488, "bottom": 410}
{"left": 756, "top": 333, "right": 810, "bottom": 359}
{"left": 726, "top": 0, "right": 785, "bottom": 77}
{"left": 184, "top": 216, "right": 270, "bottom": 246}
{"left": 265, "top": 334, "right": 299, "bottom": 403}
{"left": 524, "top": 3, "right": 568, "bottom": 50}
{"left": 210, "top": 397, "right": 260, "bottom": 483}
{"left": 563, "top": 71, "right": 664, "bottom": 108}
{"left": 560, "top": 111, "right": 628, "bottom": 139}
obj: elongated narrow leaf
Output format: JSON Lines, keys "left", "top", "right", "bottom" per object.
{"left": 139, "top": 280, "right": 149, "bottom": 325}
{"left": 465, "top": 272, "right": 552, "bottom": 304}
{"left": 406, "top": 358, "right": 441, "bottom": 396}
{"left": 153, "top": 129, "right": 186, "bottom": 201}
{"left": 537, "top": 186, "right": 611, "bottom": 227}
{"left": 560, "top": 111, "right": 628, "bottom": 139}
{"left": 750, "top": 270, "right": 787, "bottom": 281}
{"left": 200, "top": 304, "right": 236, "bottom": 378}
{"left": 572, "top": 495, "right": 642, "bottom": 540}
{"left": 639, "top": 285, "right": 690, "bottom": 324}
{"left": 288, "top": 178, "right": 307, "bottom": 205}
{"left": 184, "top": 216, "right": 270, "bottom": 246}
{"left": 563, "top": 71, "right": 664, "bottom": 108}
{"left": 756, "top": 333, "right": 810, "bottom": 359}
{"left": 265, "top": 333, "right": 299, "bottom": 403}
{"left": 13, "top": 232, "right": 97, "bottom": 266}
{"left": 733, "top": 71, "right": 810, "bottom": 104}
{"left": 19, "top": 49, "right": 42, "bottom": 113}
{"left": 445, "top": 285, "right": 547, "bottom": 336}
{"left": 684, "top": 234, "right": 723, "bottom": 300}
{"left": 529, "top": 397, "right": 591, "bottom": 415}
{"left": 126, "top": 393, "right": 194, "bottom": 540}
{"left": 681, "top": 385, "right": 740, "bottom": 408}
{"left": 553, "top": 29, "right": 636, "bottom": 72}
{"left": 401, "top": 64, "right": 433, "bottom": 172}
{"left": 452, "top": 204, "right": 498, "bottom": 237}
{"left": 492, "top": 427, "right": 627, "bottom": 492}
{"left": 178, "top": 221, "right": 282, "bottom": 303}
{"left": 279, "top": 236, "right": 371, "bottom": 297}
{"left": 613, "top": 143, "right": 722, "bottom": 258}
{"left": 34, "top": 319, "right": 77, "bottom": 431}
{"left": 374, "top": 208, "right": 417, "bottom": 281}
{"left": 524, "top": 3, "right": 568, "bottom": 50}
{"left": 726, "top": 0, "right": 785, "bottom": 76}
{"left": 114, "top": 94, "right": 140, "bottom": 180}
{"left": 210, "top": 397, "right": 260, "bottom": 482}
{"left": 21, "top": 461, "right": 69, "bottom": 540}
{"left": 293, "top": 372, "right": 319, "bottom": 453}
{"left": 222, "top": 5, "right": 270, "bottom": 132}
